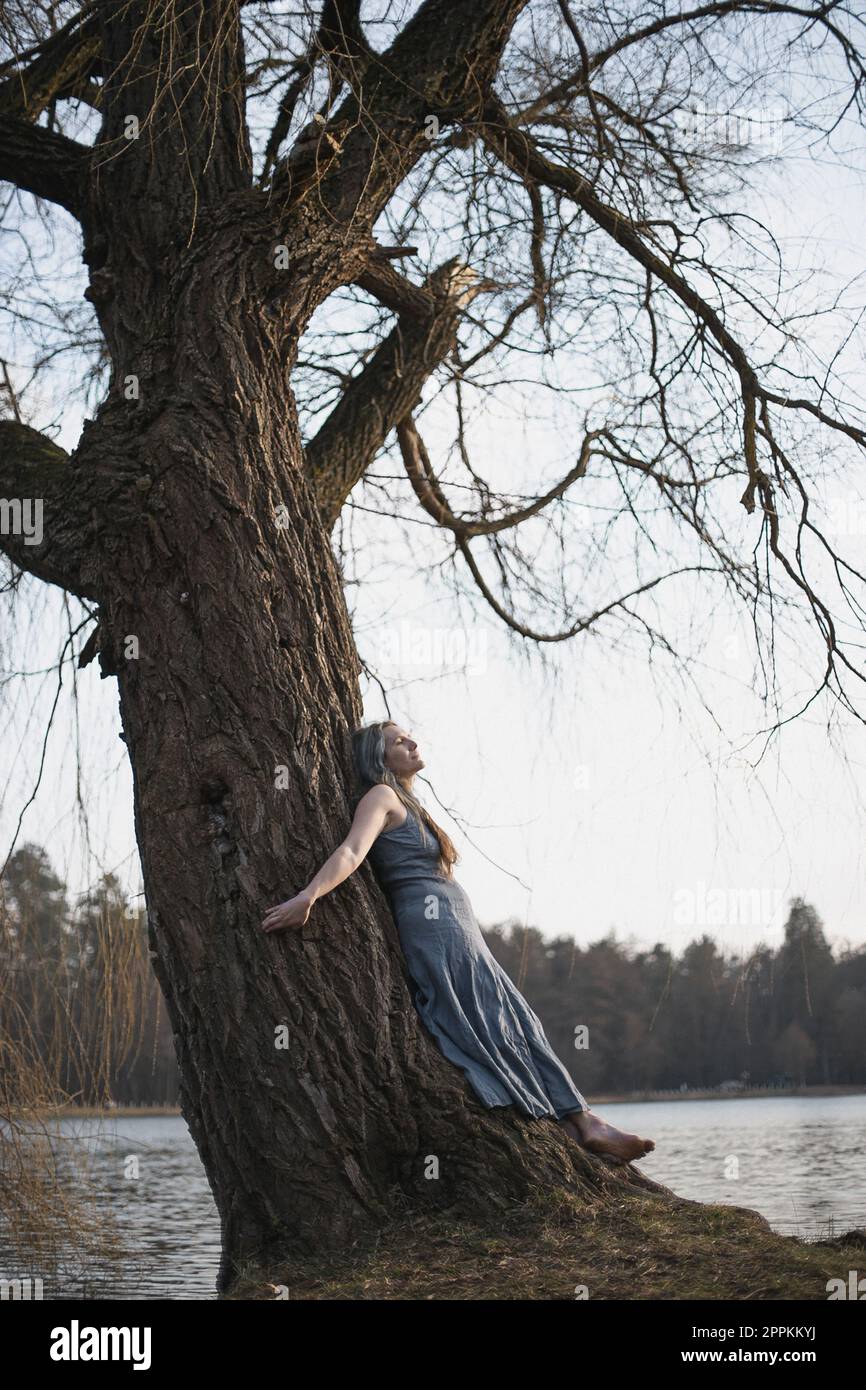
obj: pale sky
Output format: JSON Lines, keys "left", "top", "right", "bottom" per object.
{"left": 2, "top": 30, "right": 865, "bottom": 962}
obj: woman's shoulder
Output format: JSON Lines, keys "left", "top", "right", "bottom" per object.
{"left": 355, "top": 783, "right": 408, "bottom": 838}
{"left": 357, "top": 782, "right": 400, "bottom": 808}
{"left": 355, "top": 783, "right": 404, "bottom": 821}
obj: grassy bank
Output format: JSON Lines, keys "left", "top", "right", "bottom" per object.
{"left": 224, "top": 1187, "right": 866, "bottom": 1301}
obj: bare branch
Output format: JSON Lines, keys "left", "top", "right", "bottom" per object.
{"left": 475, "top": 91, "right": 866, "bottom": 518}
{"left": 0, "top": 2, "right": 102, "bottom": 213}
{"left": 293, "top": 0, "right": 532, "bottom": 227}
{"left": 0, "top": 422, "right": 96, "bottom": 599}
{"left": 306, "top": 258, "right": 490, "bottom": 526}
{"left": 0, "top": 114, "right": 89, "bottom": 217}
{"left": 354, "top": 252, "right": 438, "bottom": 318}
{"left": 393, "top": 415, "right": 723, "bottom": 642}
{"left": 396, "top": 414, "right": 601, "bottom": 537}
{"left": 0, "top": 4, "right": 103, "bottom": 117}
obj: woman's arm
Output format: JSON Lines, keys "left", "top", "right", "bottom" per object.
{"left": 260, "top": 784, "right": 399, "bottom": 934}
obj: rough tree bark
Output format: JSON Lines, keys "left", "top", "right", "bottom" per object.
{"left": 0, "top": 0, "right": 682, "bottom": 1293}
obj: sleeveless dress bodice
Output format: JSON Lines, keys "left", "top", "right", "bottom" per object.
{"left": 366, "top": 806, "right": 588, "bottom": 1120}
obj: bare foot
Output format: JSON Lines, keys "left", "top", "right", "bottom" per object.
{"left": 563, "top": 1108, "right": 655, "bottom": 1164}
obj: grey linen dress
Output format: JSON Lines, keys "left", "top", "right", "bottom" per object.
{"left": 367, "top": 805, "right": 588, "bottom": 1120}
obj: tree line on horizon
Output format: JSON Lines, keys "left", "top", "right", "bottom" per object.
{"left": 2, "top": 842, "right": 864, "bottom": 1106}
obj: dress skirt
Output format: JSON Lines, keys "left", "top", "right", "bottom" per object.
{"left": 367, "top": 807, "right": 588, "bottom": 1120}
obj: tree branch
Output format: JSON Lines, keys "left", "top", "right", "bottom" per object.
{"left": 306, "top": 257, "right": 489, "bottom": 527}
{"left": 392, "top": 415, "right": 715, "bottom": 644}
{"left": 259, "top": 0, "right": 371, "bottom": 184}
{"left": 0, "top": 421, "right": 97, "bottom": 598}
{"left": 475, "top": 92, "right": 866, "bottom": 516}
{"left": 354, "top": 251, "right": 434, "bottom": 318}
{"left": 0, "top": 113, "right": 90, "bottom": 216}
{"left": 0, "top": 3, "right": 102, "bottom": 214}
{"left": 516, "top": 1, "right": 866, "bottom": 122}
{"left": 305, "top": 0, "right": 531, "bottom": 228}
{"left": 0, "top": 6, "right": 103, "bottom": 118}
{"left": 396, "top": 414, "right": 600, "bottom": 537}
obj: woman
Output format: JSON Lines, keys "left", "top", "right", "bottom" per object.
{"left": 261, "top": 720, "right": 655, "bottom": 1165}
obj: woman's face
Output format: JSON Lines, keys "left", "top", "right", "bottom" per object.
{"left": 383, "top": 725, "right": 425, "bottom": 781}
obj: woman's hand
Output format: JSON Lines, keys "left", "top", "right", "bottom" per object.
{"left": 260, "top": 890, "right": 314, "bottom": 934}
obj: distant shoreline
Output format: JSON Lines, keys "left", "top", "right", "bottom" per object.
{"left": 28, "top": 1084, "right": 866, "bottom": 1119}
{"left": 591, "top": 1084, "right": 866, "bottom": 1104}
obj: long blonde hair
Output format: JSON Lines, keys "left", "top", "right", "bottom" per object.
{"left": 351, "top": 721, "right": 459, "bottom": 878}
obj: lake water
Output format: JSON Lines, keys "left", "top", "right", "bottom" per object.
{"left": 1, "top": 1094, "right": 863, "bottom": 1300}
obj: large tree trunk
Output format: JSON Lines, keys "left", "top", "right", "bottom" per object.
{"left": 67, "top": 178, "right": 669, "bottom": 1289}
{"left": 79, "top": 248, "right": 667, "bottom": 1292}
{"left": 0, "top": 0, "right": 678, "bottom": 1293}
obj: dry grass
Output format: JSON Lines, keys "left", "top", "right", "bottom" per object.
{"left": 223, "top": 1185, "right": 866, "bottom": 1301}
